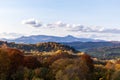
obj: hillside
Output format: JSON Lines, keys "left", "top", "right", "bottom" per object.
{"left": 63, "top": 41, "right": 120, "bottom": 51}
{"left": 86, "top": 46, "right": 120, "bottom": 59}
{"left": 0, "top": 41, "right": 77, "bottom": 53}
{"left": 1, "top": 40, "right": 120, "bottom": 59}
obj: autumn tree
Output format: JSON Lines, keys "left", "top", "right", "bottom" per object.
{"left": 80, "top": 54, "right": 94, "bottom": 72}
{"left": 105, "top": 61, "right": 114, "bottom": 70}
{"left": 32, "top": 67, "right": 48, "bottom": 80}
{"left": 111, "top": 70, "right": 120, "bottom": 80}
{"left": 55, "top": 61, "right": 90, "bottom": 80}
{"left": 0, "top": 49, "right": 10, "bottom": 80}
{"left": 45, "top": 50, "right": 71, "bottom": 67}
{"left": 5, "top": 48, "right": 24, "bottom": 73}
{"left": 24, "top": 67, "right": 34, "bottom": 80}
{"left": 50, "top": 58, "right": 93, "bottom": 80}
{"left": 23, "top": 56, "right": 41, "bottom": 69}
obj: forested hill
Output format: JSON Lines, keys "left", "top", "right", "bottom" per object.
{"left": 86, "top": 46, "right": 120, "bottom": 59}
{"left": 0, "top": 41, "right": 77, "bottom": 53}
{"left": 62, "top": 41, "right": 120, "bottom": 51}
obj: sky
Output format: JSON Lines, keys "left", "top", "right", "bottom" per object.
{"left": 0, "top": 0, "right": 120, "bottom": 41}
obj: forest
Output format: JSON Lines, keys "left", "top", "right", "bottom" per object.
{"left": 0, "top": 41, "right": 120, "bottom": 80}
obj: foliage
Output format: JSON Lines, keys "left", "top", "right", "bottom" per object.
{"left": 23, "top": 56, "right": 41, "bottom": 69}
{"left": 50, "top": 58, "right": 93, "bottom": 80}
{"left": 0, "top": 43, "right": 120, "bottom": 80}
{"left": 0, "top": 49, "right": 10, "bottom": 80}
{"left": 0, "top": 48, "right": 25, "bottom": 80}
{"left": 0, "top": 41, "right": 77, "bottom": 53}
{"left": 111, "top": 70, "right": 120, "bottom": 80}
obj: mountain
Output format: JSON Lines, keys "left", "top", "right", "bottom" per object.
{"left": 3, "top": 35, "right": 105, "bottom": 44}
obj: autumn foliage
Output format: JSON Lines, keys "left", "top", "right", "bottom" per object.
{"left": 23, "top": 56, "right": 41, "bottom": 69}
{"left": 0, "top": 43, "right": 117, "bottom": 80}
{"left": 80, "top": 54, "right": 94, "bottom": 72}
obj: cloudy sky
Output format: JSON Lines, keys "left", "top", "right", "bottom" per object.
{"left": 0, "top": 0, "right": 120, "bottom": 41}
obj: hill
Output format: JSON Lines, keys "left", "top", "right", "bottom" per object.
{"left": 86, "top": 46, "right": 120, "bottom": 59}
{"left": 0, "top": 41, "right": 77, "bottom": 53}
{"left": 62, "top": 41, "right": 120, "bottom": 51}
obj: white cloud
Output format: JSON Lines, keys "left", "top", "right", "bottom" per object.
{"left": 54, "top": 21, "right": 67, "bottom": 27}
{"left": 46, "top": 21, "right": 67, "bottom": 28}
{"left": 88, "top": 33, "right": 120, "bottom": 41}
{"left": 68, "top": 24, "right": 120, "bottom": 33}
{"left": 0, "top": 33, "right": 23, "bottom": 39}
{"left": 22, "top": 18, "right": 42, "bottom": 27}
{"left": 22, "top": 19, "right": 120, "bottom": 34}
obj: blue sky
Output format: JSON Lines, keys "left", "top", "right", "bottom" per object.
{"left": 0, "top": 0, "right": 120, "bottom": 40}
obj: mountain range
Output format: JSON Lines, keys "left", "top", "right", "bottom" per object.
{"left": 1, "top": 35, "right": 105, "bottom": 44}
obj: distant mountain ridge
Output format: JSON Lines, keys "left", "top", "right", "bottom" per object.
{"left": 2, "top": 35, "right": 105, "bottom": 44}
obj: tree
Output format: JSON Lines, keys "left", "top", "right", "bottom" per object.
{"left": 5, "top": 48, "right": 24, "bottom": 73}
{"left": 105, "top": 61, "right": 114, "bottom": 70}
{"left": 0, "top": 49, "right": 10, "bottom": 80}
{"left": 23, "top": 56, "right": 41, "bottom": 69}
{"left": 111, "top": 70, "right": 120, "bottom": 80}
{"left": 24, "top": 67, "right": 34, "bottom": 80}
{"left": 0, "top": 48, "right": 24, "bottom": 79}
{"left": 55, "top": 64, "right": 87, "bottom": 80}
{"left": 50, "top": 58, "right": 93, "bottom": 80}
{"left": 80, "top": 54, "right": 94, "bottom": 72}
{"left": 46, "top": 51, "right": 71, "bottom": 66}
{"left": 34, "top": 67, "right": 48, "bottom": 80}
